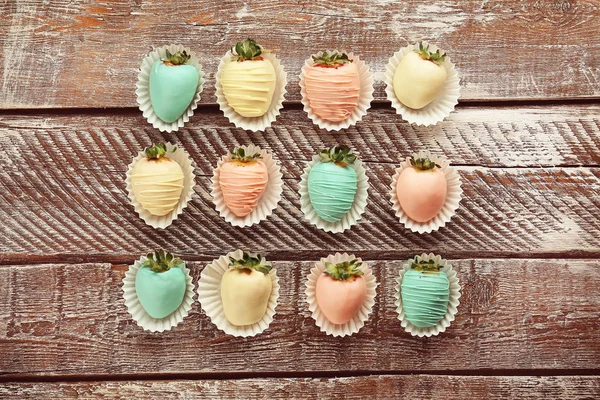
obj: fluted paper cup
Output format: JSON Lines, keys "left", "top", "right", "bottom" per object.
{"left": 123, "top": 255, "right": 195, "bottom": 333}
{"left": 136, "top": 44, "right": 205, "bottom": 133}
{"left": 305, "top": 253, "right": 378, "bottom": 337}
{"left": 126, "top": 142, "right": 196, "bottom": 229}
{"left": 395, "top": 253, "right": 461, "bottom": 337}
{"left": 390, "top": 150, "right": 462, "bottom": 234}
{"left": 197, "top": 250, "right": 280, "bottom": 337}
{"left": 384, "top": 41, "right": 460, "bottom": 126}
{"left": 210, "top": 144, "right": 283, "bottom": 227}
{"left": 299, "top": 50, "right": 374, "bottom": 131}
{"left": 299, "top": 152, "right": 369, "bottom": 233}
{"left": 215, "top": 50, "right": 287, "bottom": 131}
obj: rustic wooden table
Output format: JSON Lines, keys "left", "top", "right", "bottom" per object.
{"left": 1, "top": 1, "right": 600, "bottom": 399}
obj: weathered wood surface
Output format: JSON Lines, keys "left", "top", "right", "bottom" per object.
{"left": 1, "top": 107, "right": 600, "bottom": 261}
{"left": 1, "top": 259, "right": 599, "bottom": 377}
{"left": 2, "top": 376, "right": 600, "bottom": 399}
{"left": 2, "top": 104, "right": 600, "bottom": 167}
{"left": 2, "top": 0, "right": 600, "bottom": 109}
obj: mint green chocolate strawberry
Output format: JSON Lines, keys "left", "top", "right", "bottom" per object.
{"left": 401, "top": 259, "right": 449, "bottom": 328}
{"left": 135, "top": 249, "right": 186, "bottom": 319}
{"left": 149, "top": 50, "right": 199, "bottom": 123}
{"left": 308, "top": 146, "right": 358, "bottom": 222}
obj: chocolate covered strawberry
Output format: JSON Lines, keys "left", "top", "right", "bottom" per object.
{"left": 316, "top": 259, "right": 366, "bottom": 325}
{"left": 135, "top": 249, "right": 186, "bottom": 319}
{"left": 221, "top": 38, "right": 276, "bottom": 117}
{"left": 304, "top": 52, "right": 360, "bottom": 122}
{"left": 393, "top": 42, "right": 447, "bottom": 109}
{"left": 396, "top": 156, "right": 447, "bottom": 222}
{"left": 308, "top": 146, "right": 358, "bottom": 222}
{"left": 131, "top": 143, "right": 184, "bottom": 216}
{"left": 150, "top": 50, "right": 199, "bottom": 123}
{"left": 219, "top": 148, "right": 268, "bottom": 217}
{"left": 220, "top": 252, "right": 273, "bottom": 326}
{"left": 401, "top": 259, "right": 449, "bottom": 328}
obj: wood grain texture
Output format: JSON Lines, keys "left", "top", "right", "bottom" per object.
{"left": 1, "top": 0, "right": 600, "bottom": 108}
{"left": 1, "top": 107, "right": 600, "bottom": 260}
{"left": 1, "top": 375, "right": 599, "bottom": 399}
{"left": 1, "top": 259, "right": 599, "bottom": 377}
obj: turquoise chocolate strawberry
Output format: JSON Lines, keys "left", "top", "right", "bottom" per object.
{"left": 401, "top": 259, "right": 449, "bottom": 328}
{"left": 135, "top": 249, "right": 186, "bottom": 319}
{"left": 149, "top": 50, "right": 199, "bottom": 123}
{"left": 308, "top": 146, "right": 358, "bottom": 222}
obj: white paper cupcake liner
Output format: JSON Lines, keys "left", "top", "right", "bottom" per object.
{"left": 123, "top": 255, "right": 195, "bottom": 333}
{"left": 126, "top": 142, "right": 196, "bottom": 229}
{"left": 395, "top": 253, "right": 461, "bottom": 337}
{"left": 135, "top": 44, "right": 205, "bottom": 133}
{"left": 197, "top": 250, "right": 280, "bottom": 337}
{"left": 390, "top": 150, "right": 462, "bottom": 234}
{"left": 299, "top": 50, "right": 374, "bottom": 131}
{"left": 215, "top": 49, "right": 287, "bottom": 131}
{"left": 299, "top": 152, "right": 369, "bottom": 233}
{"left": 210, "top": 144, "right": 283, "bottom": 227}
{"left": 305, "top": 253, "right": 378, "bottom": 337}
{"left": 384, "top": 41, "right": 460, "bottom": 126}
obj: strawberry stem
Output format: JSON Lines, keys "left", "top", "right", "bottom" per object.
{"left": 324, "top": 259, "right": 364, "bottom": 281}
{"left": 163, "top": 50, "right": 191, "bottom": 66}
{"left": 414, "top": 42, "right": 446, "bottom": 66}
{"left": 142, "top": 249, "right": 183, "bottom": 273}
{"left": 231, "top": 38, "right": 263, "bottom": 61}
{"left": 312, "top": 51, "right": 353, "bottom": 68}
{"left": 144, "top": 143, "right": 176, "bottom": 160}
{"left": 410, "top": 259, "right": 443, "bottom": 273}
{"left": 230, "top": 147, "right": 263, "bottom": 163}
{"left": 229, "top": 252, "right": 272, "bottom": 275}
{"left": 318, "top": 145, "right": 357, "bottom": 168}
{"left": 410, "top": 156, "right": 441, "bottom": 170}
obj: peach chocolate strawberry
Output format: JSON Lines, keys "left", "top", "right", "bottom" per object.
{"left": 219, "top": 148, "right": 268, "bottom": 217}
{"left": 304, "top": 52, "right": 361, "bottom": 123}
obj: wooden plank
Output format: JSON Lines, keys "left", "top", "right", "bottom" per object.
{"left": 1, "top": 259, "right": 599, "bottom": 377}
{"left": 1, "top": 107, "right": 600, "bottom": 260}
{"left": 1, "top": 0, "right": 600, "bottom": 108}
{"left": 1, "top": 375, "right": 600, "bottom": 399}
{"left": 2, "top": 105, "right": 600, "bottom": 168}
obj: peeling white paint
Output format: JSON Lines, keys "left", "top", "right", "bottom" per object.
{"left": 1, "top": 2, "right": 35, "bottom": 106}
{"left": 235, "top": 2, "right": 251, "bottom": 20}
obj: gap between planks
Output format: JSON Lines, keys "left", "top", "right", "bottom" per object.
{"left": 2, "top": 98, "right": 600, "bottom": 116}
{"left": 3, "top": 369, "right": 600, "bottom": 384}
{"left": 2, "top": 251, "right": 600, "bottom": 266}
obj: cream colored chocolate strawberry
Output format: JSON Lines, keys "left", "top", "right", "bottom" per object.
{"left": 396, "top": 156, "right": 447, "bottom": 222}
{"left": 304, "top": 52, "right": 360, "bottom": 122}
{"left": 219, "top": 148, "right": 268, "bottom": 217}
{"left": 316, "top": 259, "right": 366, "bottom": 325}
{"left": 221, "top": 252, "right": 273, "bottom": 326}
{"left": 131, "top": 143, "right": 184, "bottom": 216}
{"left": 221, "top": 39, "right": 276, "bottom": 117}
{"left": 393, "top": 42, "right": 447, "bottom": 109}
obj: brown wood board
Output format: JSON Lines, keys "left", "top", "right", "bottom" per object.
{"left": 2, "top": 1, "right": 600, "bottom": 108}
{"left": 1, "top": 259, "right": 599, "bottom": 377}
{"left": 1, "top": 107, "right": 600, "bottom": 260}
{"left": 1, "top": 375, "right": 600, "bottom": 399}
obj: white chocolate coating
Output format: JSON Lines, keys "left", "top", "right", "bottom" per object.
{"left": 393, "top": 52, "right": 447, "bottom": 110}
{"left": 221, "top": 268, "right": 273, "bottom": 326}
{"left": 131, "top": 158, "right": 184, "bottom": 216}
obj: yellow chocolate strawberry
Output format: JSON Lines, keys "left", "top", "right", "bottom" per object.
{"left": 131, "top": 143, "right": 184, "bottom": 216}
{"left": 221, "top": 39, "right": 276, "bottom": 117}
